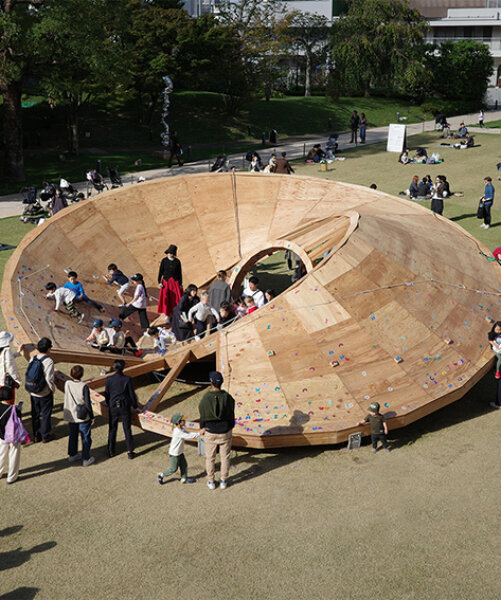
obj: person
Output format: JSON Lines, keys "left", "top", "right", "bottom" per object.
{"left": 249, "top": 155, "right": 261, "bottom": 172}
{"left": 369, "top": 183, "right": 377, "bottom": 190}
{"left": 157, "top": 244, "right": 183, "bottom": 320}
{"left": 437, "top": 175, "right": 450, "bottom": 197}
{"left": 50, "top": 188, "right": 68, "bottom": 216}
{"left": 198, "top": 371, "right": 235, "bottom": 490}
{"left": 147, "top": 325, "right": 176, "bottom": 353}
{"left": 274, "top": 152, "right": 294, "bottom": 174}
{"left": 430, "top": 176, "right": 446, "bottom": 215}
{"left": 417, "top": 177, "right": 430, "bottom": 197}
{"left": 171, "top": 284, "right": 199, "bottom": 342}
{"left": 244, "top": 296, "right": 257, "bottom": 314}
{"left": 399, "top": 149, "right": 410, "bottom": 165}
{"left": 0, "top": 399, "right": 23, "bottom": 484}
{"left": 291, "top": 262, "right": 307, "bottom": 283}
{"left": 243, "top": 276, "right": 265, "bottom": 308}
{"left": 359, "top": 112, "right": 367, "bottom": 143}
{"left": 349, "top": 110, "right": 359, "bottom": 143}
{"left": 267, "top": 153, "right": 277, "bottom": 173}
{"left": 119, "top": 273, "right": 149, "bottom": 330}
{"left": 234, "top": 296, "right": 247, "bottom": 319}
{"left": 453, "top": 122, "right": 468, "bottom": 139}
{"left": 218, "top": 302, "right": 236, "bottom": 328}
{"left": 408, "top": 175, "right": 419, "bottom": 199}
{"left": 103, "top": 319, "right": 142, "bottom": 356}
{"left": 357, "top": 401, "right": 389, "bottom": 453}
{"left": 157, "top": 413, "right": 200, "bottom": 485}
{"left": 63, "top": 365, "right": 95, "bottom": 466}
{"left": 0, "top": 331, "right": 21, "bottom": 405}
{"left": 488, "top": 321, "right": 501, "bottom": 379}
{"left": 64, "top": 271, "right": 104, "bottom": 312}
{"left": 45, "top": 282, "right": 85, "bottom": 323}
{"left": 209, "top": 271, "right": 232, "bottom": 312}
{"left": 168, "top": 130, "right": 183, "bottom": 168}
{"left": 104, "top": 263, "right": 130, "bottom": 307}
{"left": 455, "top": 132, "right": 474, "bottom": 149}
{"left": 265, "top": 289, "right": 276, "bottom": 303}
{"left": 85, "top": 318, "right": 109, "bottom": 349}
{"left": 479, "top": 109, "right": 485, "bottom": 128}
{"left": 188, "top": 291, "right": 220, "bottom": 339}
{"left": 105, "top": 359, "right": 139, "bottom": 459}
{"left": 480, "top": 176, "right": 495, "bottom": 229}
{"left": 414, "top": 147, "right": 428, "bottom": 162}
{"left": 27, "top": 337, "right": 55, "bottom": 443}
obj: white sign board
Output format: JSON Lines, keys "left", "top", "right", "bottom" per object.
{"left": 387, "top": 123, "right": 407, "bottom": 153}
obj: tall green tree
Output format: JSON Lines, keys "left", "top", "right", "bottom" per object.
{"left": 0, "top": 0, "right": 44, "bottom": 182}
{"left": 330, "top": 0, "right": 428, "bottom": 97}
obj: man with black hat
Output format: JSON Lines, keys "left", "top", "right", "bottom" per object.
{"left": 157, "top": 244, "right": 183, "bottom": 320}
{"left": 198, "top": 371, "right": 235, "bottom": 490}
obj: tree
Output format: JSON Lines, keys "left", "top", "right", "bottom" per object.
{"left": 0, "top": 0, "right": 45, "bottom": 182}
{"left": 330, "top": 0, "right": 428, "bottom": 97}
{"left": 425, "top": 40, "right": 493, "bottom": 104}
{"left": 286, "top": 12, "right": 329, "bottom": 97}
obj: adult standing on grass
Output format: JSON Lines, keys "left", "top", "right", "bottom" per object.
{"left": 0, "top": 397, "right": 24, "bottom": 484}
{"left": 64, "top": 365, "right": 95, "bottom": 466}
{"left": 430, "top": 176, "right": 446, "bottom": 216}
{"left": 480, "top": 176, "right": 495, "bottom": 229}
{"left": 105, "top": 359, "right": 139, "bottom": 460}
{"left": 199, "top": 371, "right": 235, "bottom": 490}
{"left": 349, "top": 110, "right": 360, "bottom": 143}
{"left": 158, "top": 244, "right": 183, "bottom": 322}
{"left": 359, "top": 112, "right": 367, "bottom": 143}
{"left": 0, "top": 331, "right": 21, "bottom": 405}
{"left": 26, "top": 337, "right": 55, "bottom": 443}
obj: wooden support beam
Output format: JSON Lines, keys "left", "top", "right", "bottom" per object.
{"left": 142, "top": 350, "right": 193, "bottom": 413}
{"left": 86, "top": 356, "right": 167, "bottom": 390}
{"left": 50, "top": 347, "right": 144, "bottom": 367}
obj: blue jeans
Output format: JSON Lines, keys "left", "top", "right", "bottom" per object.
{"left": 359, "top": 127, "right": 366, "bottom": 142}
{"left": 483, "top": 201, "right": 492, "bottom": 225}
{"left": 68, "top": 421, "right": 92, "bottom": 460}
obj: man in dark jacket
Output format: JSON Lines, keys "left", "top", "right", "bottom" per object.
{"left": 274, "top": 152, "right": 294, "bottom": 174}
{"left": 168, "top": 130, "right": 183, "bottom": 167}
{"left": 350, "top": 110, "right": 360, "bottom": 143}
{"left": 105, "top": 359, "right": 138, "bottom": 459}
{"left": 198, "top": 371, "right": 235, "bottom": 490}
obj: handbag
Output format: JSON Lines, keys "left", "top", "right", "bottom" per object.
{"left": 477, "top": 201, "right": 485, "bottom": 219}
{"left": 76, "top": 403, "right": 89, "bottom": 420}
{"left": 3, "top": 405, "right": 29, "bottom": 445}
{"left": 0, "top": 350, "right": 15, "bottom": 401}
{"left": 178, "top": 312, "right": 192, "bottom": 330}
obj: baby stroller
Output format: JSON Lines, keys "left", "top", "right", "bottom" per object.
{"left": 21, "top": 186, "right": 49, "bottom": 219}
{"left": 86, "top": 169, "right": 108, "bottom": 196}
{"left": 59, "top": 178, "right": 80, "bottom": 202}
{"left": 107, "top": 166, "right": 123, "bottom": 188}
{"left": 326, "top": 133, "right": 339, "bottom": 159}
{"left": 210, "top": 155, "right": 229, "bottom": 172}
{"left": 39, "top": 181, "right": 57, "bottom": 203}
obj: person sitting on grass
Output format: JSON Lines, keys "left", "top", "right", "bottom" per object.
{"left": 357, "top": 401, "right": 389, "bottom": 453}
{"left": 157, "top": 413, "right": 201, "bottom": 485}
{"left": 407, "top": 175, "right": 419, "bottom": 199}
{"left": 417, "top": 177, "right": 431, "bottom": 198}
{"left": 188, "top": 291, "right": 220, "bottom": 340}
{"left": 45, "top": 282, "right": 85, "bottom": 324}
{"left": 65, "top": 271, "right": 104, "bottom": 312}
{"left": 454, "top": 132, "right": 474, "bottom": 149}
{"left": 453, "top": 122, "right": 468, "bottom": 139}
{"left": 85, "top": 318, "right": 109, "bottom": 349}
{"left": 398, "top": 149, "right": 410, "bottom": 165}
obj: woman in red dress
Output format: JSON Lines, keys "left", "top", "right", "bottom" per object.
{"left": 157, "top": 244, "right": 183, "bottom": 320}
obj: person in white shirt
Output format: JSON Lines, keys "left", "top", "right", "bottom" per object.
{"left": 188, "top": 291, "right": 220, "bottom": 338}
{"left": 119, "top": 273, "right": 149, "bottom": 330}
{"left": 147, "top": 326, "right": 176, "bottom": 353}
{"left": 103, "top": 319, "right": 143, "bottom": 356}
{"left": 157, "top": 413, "right": 200, "bottom": 484}
{"left": 85, "top": 318, "right": 109, "bottom": 348}
{"left": 0, "top": 331, "right": 21, "bottom": 403}
{"left": 28, "top": 337, "right": 56, "bottom": 443}
{"left": 243, "top": 276, "right": 265, "bottom": 308}
{"left": 45, "top": 282, "right": 84, "bottom": 323}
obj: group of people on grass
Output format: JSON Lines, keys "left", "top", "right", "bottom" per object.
{"left": 248, "top": 151, "right": 294, "bottom": 174}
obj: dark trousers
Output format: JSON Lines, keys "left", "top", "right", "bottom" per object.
{"left": 119, "top": 305, "right": 149, "bottom": 329}
{"left": 168, "top": 150, "right": 182, "bottom": 167}
{"left": 194, "top": 317, "right": 210, "bottom": 337}
{"left": 75, "top": 294, "right": 103, "bottom": 311}
{"left": 31, "top": 393, "right": 54, "bottom": 440}
{"left": 484, "top": 201, "right": 493, "bottom": 225}
{"left": 371, "top": 433, "right": 388, "bottom": 449}
{"left": 99, "top": 336, "right": 138, "bottom": 355}
{"left": 68, "top": 421, "right": 92, "bottom": 460}
{"left": 108, "top": 406, "right": 134, "bottom": 454}
{"left": 350, "top": 128, "right": 358, "bottom": 143}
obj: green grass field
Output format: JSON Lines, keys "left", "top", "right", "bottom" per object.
{"left": 4, "top": 132, "right": 501, "bottom": 600}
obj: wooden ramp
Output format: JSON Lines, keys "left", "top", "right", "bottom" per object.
{"left": 3, "top": 173, "right": 501, "bottom": 448}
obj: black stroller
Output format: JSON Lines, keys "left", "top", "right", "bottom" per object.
{"left": 107, "top": 166, "right": 123, "bottom": 188}
{"left": 210, "top": 155, "right": 229, "bottom": 172}
{"left": 21, "top": 186, "right": 49, "bottom": 219}
{"left": 86, "top": 169, "right": 109, "bottom": 196}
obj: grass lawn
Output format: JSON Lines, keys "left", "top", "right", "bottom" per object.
{"left": 5, "top": 136, "right": 501, "bottom": 599}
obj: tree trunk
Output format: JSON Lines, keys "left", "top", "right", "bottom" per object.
{"left": 1, "top": 82, "right": 25, "bottom": 182}
{"left": 66, "top": 107, "right": 79, "bottom": 156}
{"left": 364, "top": 77, "right": 371, "bottom": 98}
{"left": 305, "top": 51, "right": 312, "bottom": 97}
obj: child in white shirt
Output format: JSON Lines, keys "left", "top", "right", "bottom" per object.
{"left": 45, "top": 282, "right": 84, "bottom": 323}
{"left": 118, "top": 273, "right": 149, "bottom": 330}
{"left": 188, "top": 291, "right": 220, "bottom": 338}
{"left": 147, "top": 326, "right": 176, "bottom": 353}
{"left": 157, "top": 413, "right": 200, "bottom": 484}
{"left": 85, "top": 318, "right": 109, "bottom": 348}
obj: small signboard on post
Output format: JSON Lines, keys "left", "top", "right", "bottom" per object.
{"left": 387, "top": 123, "right": 407, "bottom": 153}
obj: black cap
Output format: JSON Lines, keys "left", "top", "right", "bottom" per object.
{"left": 131, "top": 273, "right": 143, "bottom": 281}
{"left": 209, "top": 371, "right": 223, "bottom": 387}
{"left": 165, "top": 244, "right": 177, "bottom": 256}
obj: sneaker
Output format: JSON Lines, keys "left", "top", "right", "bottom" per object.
{"left": 118, "top": 303, "right": 126, "bottom": 307}
{"left": 157, "top": 472, "right": 164, "bottom": 485}
{"left": 68, "top": 453, "right": 82, "bottom": 463}
{"left": 134, "top": 350, "right": 144, "bottom": 357}
{"left": 194, "top": 335, "right": 201, "bottom": 341}
{"left": 496, "top": 371, "right": 500, "bottom": 379}
{"left": 219, "top": 480, "right": 228, "bottom": 490}
{"left": 82, "top": 456, "right": 95, "bottom": 467}
{"left": 207, "top": 480, "right": 216, "bottom": 490}
{"left": 485, "top": 224, "right": 490, "bottom": 229}
{"left": 77, "top": 313, "right": 85, "bottom": 324}
{"left": 181, "top": 478, "right": 196, "bottom": 484}
{"left": 128, "top": 451, "right": 136, "bottom": 460}
{"left": 490, "top": 402, "right": 501, "bottom": 409}
{"left": 371, "top": 448, "right": 377, "bottom": 454}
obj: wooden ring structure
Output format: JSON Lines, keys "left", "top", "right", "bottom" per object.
{"left": 2, "top": 173, "right": 500, "bottom": 448}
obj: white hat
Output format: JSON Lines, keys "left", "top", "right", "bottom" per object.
{"left": 0, "top": 331, "right": 14, "bottom": 347}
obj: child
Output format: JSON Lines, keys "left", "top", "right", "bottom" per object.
{"left": 488, "top": 321, "right": 501, "bottom": 379}
{"left": 104, "top": 263, "right": 130, "bottom": 307}
{"left": 157, "top": 413, "right": 200, "bottom": 484}
{"left": 85, "top": 318, "right": 109, "bottom": 349}
{"left": 234, "top": 296, "right": 247, "bottom": 319}
{"left": 188, "top": 291, "right": 220, "bottom": 339}
{"left": 103, "top": 319, "right": 142, "bottom": 356}
{"left": 218, "top": 302, "right": 236, "bottom": 329}
{"left": 244, "top": 296, "right": 257, "bottom": 314}
{"left": 147, "top": 325, "right": 176, "bottom": 353}
{"left": 45, "top": 282, "right": 85, "bottom": 323}
{"left": 265, "top": 289, "right": 276, "bottom": 303}
{"left": 119, "top": 273, "right": 149, "bottom": 330}
{"left": 357, "top": 402, "right": 389, "bottom": 453}
{"left": 64, "top": 271, "right": 104, "bottom": 312}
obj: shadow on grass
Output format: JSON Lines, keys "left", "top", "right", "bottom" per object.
{"left": 0, "top": 541, "right": 56, "bottom": 572}
{"left": 450, "top": 213, "right": 478, "bottom": 222}
{"left": 0, "top": 588, "right": 39, "bottom": 600}
{"left": 0, "top": 526, "right": 23, "bottom": 537}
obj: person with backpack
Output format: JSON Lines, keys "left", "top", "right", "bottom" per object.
{"left": 64, "top": 365, "right": 95, "bottom": 466}
{"left": 26, "top": 337, "right": 55, "bottom": 443}
{"left": 0, "top": 397, "right": 26, "bottom": 484}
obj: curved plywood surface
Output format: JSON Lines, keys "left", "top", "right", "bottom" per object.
{"left": 3, "top": 173, "right": 501, "bottom": 447}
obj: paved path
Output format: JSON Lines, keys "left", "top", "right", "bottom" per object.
{"left": 2, "top": 110, "right": 501, "bottom": 219}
